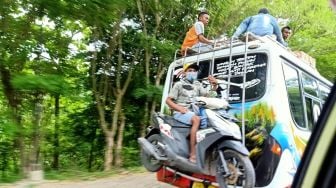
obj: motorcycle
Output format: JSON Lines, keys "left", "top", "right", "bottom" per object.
{"left": 138, "top": 96, "right": 255, "bottom": 188}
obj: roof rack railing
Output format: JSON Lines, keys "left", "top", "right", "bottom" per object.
{"left": 242, "top": 33, "right": 289, "bottom": 50}
{"left": 175, "top": 38, "right": 244, "bottom": 59}
{"left": 174, "top": 32, "right": 290, "bottom": 63}
{"left": 173, "top": 49, "right": 181, "bottom": 62}
{"left": 179, "top": 46, "right": 195, "bottom": 66}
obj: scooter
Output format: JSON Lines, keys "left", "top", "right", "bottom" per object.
{"left": 138, "top": 96, "right": 255, "bottom": 188}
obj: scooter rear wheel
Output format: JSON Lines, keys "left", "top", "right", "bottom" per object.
{"left": 140, "top": 134, "right": 164, "bottom": 172}
{"left": 216, "top": 149, "right": 255, "bottom": 188}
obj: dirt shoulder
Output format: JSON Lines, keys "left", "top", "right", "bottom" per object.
{"left": 1, "top": 171, "right": 174, "bottom": 188}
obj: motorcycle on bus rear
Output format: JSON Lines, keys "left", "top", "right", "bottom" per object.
{"left": 138, "top": 96, "right": 255, "bottom": 188}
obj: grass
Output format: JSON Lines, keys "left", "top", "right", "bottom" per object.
{"left": 0, "top": 173, "right": 23, "bottom": 183}
{"left": 44, "top": 166, "right": 147, "bottom": 181}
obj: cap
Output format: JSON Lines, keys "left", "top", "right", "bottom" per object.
{"left": 183, "top": 63, "right": 199, "bottom": 71}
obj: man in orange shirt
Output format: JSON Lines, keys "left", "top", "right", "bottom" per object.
{"left": 181, "top": 11, "right": 214, "bottom": 56}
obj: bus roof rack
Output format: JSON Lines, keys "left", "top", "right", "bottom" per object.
{"left": 174, "top": 32, "right": 289, "bottom": 61}
{"left": 292, "top": 51, "right": 316, "bottom": 69}
{"left": 174, "top": 32, "right": 317, "bottom": 70}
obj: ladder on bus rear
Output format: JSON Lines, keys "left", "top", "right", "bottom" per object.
{"left": 173, "top": 34, "right": 252, "bottom": 146}
{"left": 225, "top": 32, "right": 275, "bottom": 145}
{"left": 173, "top": 33, "right": 287, "bottom": 146}
{"left": 226, "top": 34, "right": 250, "bottom": 146}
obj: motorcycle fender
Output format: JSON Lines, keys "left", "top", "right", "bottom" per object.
{"left": 197, "top": 132, "right": 224, "bottom": 169}
{"left": 218, "top": 140, "right": 250, "bottom": 156}
{"left": 197, "top": 133, "right": 249, "bottom": 169}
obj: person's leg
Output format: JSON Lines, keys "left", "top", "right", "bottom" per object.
{"left": 173, "top": 111, "right": 200, "bottom": 162}
{"left": 191, "top": 43, "right": 213, "bottom": 53}
{"left": 189, "top": 115, "right": 200, "bottom": 162}
{"left": 173, "top": 111, "right": 195, "bottom": 125}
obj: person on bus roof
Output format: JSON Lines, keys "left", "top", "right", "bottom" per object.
{"left": 166, "top": 63, "right": 218, "bottom": 163}
{"left": 281, "top": 26, "right": 292, "bottom": 47}
{"left": 181, "top": 11, "right": 214, "bottom": 56}
{"left": 232, "top": 8, "right": 286, "bottom": 46}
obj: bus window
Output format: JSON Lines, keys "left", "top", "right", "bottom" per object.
{"left": 312, "top": 101, "right": 321, "bottom": 126}
{"left": 197, "top": 60, "right": 211, "bottom": 79}
{"left": 305, "top": 98, "right": 313, "bottom": 130}
{"left": 302, "top": 73, "right": 318, "bottom": 97}
{"left": 302, "top": 73, "right": 323, "bottom": 130}
{"left": 305, "top": 98, "right": 321, "bottom": 130}
{"left": 319, "top": 83, "right": 330, "bottom": 104}
{"left": 282, "top": 63, "right": 306, "bottom": 128}
{"left": 213, "top": 53, "right": 267, "bottom": 103}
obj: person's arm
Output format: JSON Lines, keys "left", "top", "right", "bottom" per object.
{"left": 166, "top": 83, "right": 188, "bottom": 113}
{"left": 272, "top": 18, "right": 286, "bottom": 45}
{"left": 195, "top": 22, "right": 213, "bottom": 45}
{"left": 166, "top": 97, "right": 188, "bottom": 114}
{"left": 208, "top": 75, "right": 218, "bottom": 90}
{"left": 233, "top": 17, "right": 251, "bottom": 38}
{"left": 198, "top": 75, "right": 218, "bottom": 97}
{"left": 198, "top": 34, "right": 213, "bottom": 45}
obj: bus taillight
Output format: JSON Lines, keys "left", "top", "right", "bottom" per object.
{"left": 271, "top": 141, "right": 282, "bottom": 156}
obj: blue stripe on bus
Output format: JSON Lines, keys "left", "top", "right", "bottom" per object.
{"left": 271, "top": 122, "right": 301, "bottom": 166}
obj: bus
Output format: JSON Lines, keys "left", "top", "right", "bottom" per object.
{"left": 158, "top": 33, "right": 332, "bottom": 187}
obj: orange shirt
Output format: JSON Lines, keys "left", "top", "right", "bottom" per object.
{"left": 181, "top": 21, "right": 204, "bottom": 53}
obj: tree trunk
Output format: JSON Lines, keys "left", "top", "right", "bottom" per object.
{"left": 108, "top": 95, "right": 122, "bottom": 168}
{"left": 109, "top": 36, "right": 137, "bottom": 168}
{"left": 88, "top": 131, "right": 95, "bottom": 171}
{"left": 52, "top": 94, "right": 60, "bottom": 170}
{"left": 137, "top": 0, "right": 165, "bottom": 137}
{"left": 17, "top": 123, "right": 26, "bottom": 176}
{"left": 151, "top": 63, "right": 166, "bottom": 119}
{"left": 0, "top": 65, "right": 25, "bottom": 175}
{"left": 30, "top": 93, "right": 43, "bottom": 166}
{"left": 91, "top": 24, "right": 137, "bottom": 171}
{"left": 139, "top": 101, "right": 149, "bottom": 137}
{"left": 114, "top": 111, "right": 126, "bottom": 167}
{"left": 104, "top": 132, "right": 114, "bottom": 171}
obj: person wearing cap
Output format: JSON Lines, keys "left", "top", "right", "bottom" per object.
{"left": 166, "top": 63, "right": 218, "bottom": 163}
{"left": 232, "top": 8, "right": 285, "bottom": 45}
{"left": 181, "top": 11, "right": 214, "bottom": 56}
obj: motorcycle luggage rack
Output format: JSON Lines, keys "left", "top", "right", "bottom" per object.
{"left": 164, "top": 166, "right": 220, "bottom": 187}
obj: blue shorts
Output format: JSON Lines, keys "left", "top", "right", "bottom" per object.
{"left": 173, "top": 111, "right": 195, "bottom": 125}
{"left": 173, "top": 110, "right": 208, "bottom": 128}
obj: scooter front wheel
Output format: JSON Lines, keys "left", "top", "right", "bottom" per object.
{"left": 216, "top": 149, "right": 255, "bottom": 188}
{"left": 140, "top": 134, "right": 164, "bottom": 172}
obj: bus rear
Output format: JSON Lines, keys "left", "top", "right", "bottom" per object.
{"left": 159, "top": 35, "right": 332, "bottom": 187}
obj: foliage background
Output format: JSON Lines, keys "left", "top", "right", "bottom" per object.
{"left": 0, "top": 0, "right": 335, "bottom": 182}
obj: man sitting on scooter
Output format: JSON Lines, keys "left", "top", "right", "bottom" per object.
{"left": 165, "top": 63, "right": 218, "bottom": 163}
